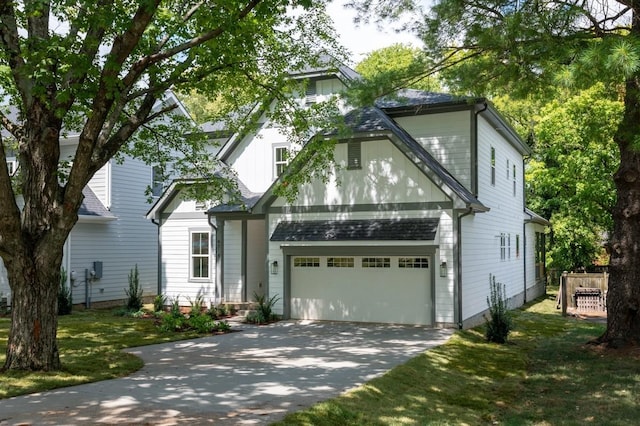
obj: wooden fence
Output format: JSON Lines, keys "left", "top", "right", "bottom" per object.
{"left": 557, "top": 272, "right": 608, "bottom": 313}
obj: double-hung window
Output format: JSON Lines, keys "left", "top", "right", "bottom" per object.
{"left": 274, "top": 146, "right": 288, "bottom": 178}
{"left": 190, "top": 231, "right": 210, "bottom": 279}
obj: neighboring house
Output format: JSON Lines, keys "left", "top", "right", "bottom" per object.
{"left": 147, "top": 65, "right": 549, "bottom": 327}
{"left": 0, "top": 93, "right": 191, "bottom": 308}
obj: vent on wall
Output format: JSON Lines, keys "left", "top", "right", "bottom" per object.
{"left": 347, "top": 141, "right": 362, "bottom": 170}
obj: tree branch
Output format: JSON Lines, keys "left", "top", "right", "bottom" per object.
{"left": 120, "top": 0, "right": 263, "bottom": 91}
{"left": 0, "top": 2, "right": 30, "bottom": 106}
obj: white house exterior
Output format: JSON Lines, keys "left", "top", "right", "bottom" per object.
{"left": 147, "top": 66, "right": 548, "bottom": 327}
{"left": 0, "top": 94, "right": 193, "bottom": 308}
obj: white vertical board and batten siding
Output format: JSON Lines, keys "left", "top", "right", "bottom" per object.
{"left": 395, "top": 111, "right": 472, "bottom": 190}
{"left": 223, "top": 220, "right": 243, "bottom": 302}
{"left": 246, "top": 220, "right": 267, "bottom": 299}
{"left": 460, "top": 115, "right": 526, "bottom": 322}
{"left": 272, "top": 139, "right": 450, "bottom": 207}
{"left": 227, "top": 77, "right": 346, "bottom": 194}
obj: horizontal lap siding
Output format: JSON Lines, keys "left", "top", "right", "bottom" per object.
{"left": 461, "top": 117, "right": 526, "bottom": 321}
{"left": 69, "top": 157, "right": 157, "bottom": 305}
{"left": 160, "top": 216, "right": 215, "bottom": 306}
{"left": 395, "top": 112, "right": 472, "bottom": 190}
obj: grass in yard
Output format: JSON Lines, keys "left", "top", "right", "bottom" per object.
{"left": 275, "top": 290, "right": 640, "bottom": 425}
{"left": 0, "top": 308, "right": 202, "bottom": 398}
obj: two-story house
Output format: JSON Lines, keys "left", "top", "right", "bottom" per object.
{"left": 147, "top": 65, "right": 548, "bottom": 327}
{"left": 0, "top": 93, "right": 192, "bottom": 309}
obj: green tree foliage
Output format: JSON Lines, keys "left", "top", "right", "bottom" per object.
{"left": 355, "top": 44, "right": 441, "bottom": 93}
{"left": 350, "top": 0, "right": 640, "bottom": 347}
{"left": 526, "top": 85, "right": 621, "bottom": 271}
{"left": 0, "top": 0, "right": 342, "bottom": 371}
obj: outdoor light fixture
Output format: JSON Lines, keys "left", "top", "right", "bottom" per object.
{"left": 440, "top": 261, "right": 448, "bottom": 278}
{"left": 271, "top": 260, "right": 279, "bottom": 275}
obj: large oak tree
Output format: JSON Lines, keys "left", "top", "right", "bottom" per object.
{"left": 350, "top": 0, "right": 640, "bottom": 347}
{"left": 0, "top": 0, "right": 341, "bottom": 371}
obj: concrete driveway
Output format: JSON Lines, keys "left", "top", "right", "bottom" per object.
{"left": 0, "top": 320, "right": 452, "bottom": 425}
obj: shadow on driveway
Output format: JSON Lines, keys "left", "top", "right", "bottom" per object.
{"left": 0, "top": 320, "right": 453, "bottom": 425}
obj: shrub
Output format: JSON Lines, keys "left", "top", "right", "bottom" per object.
{"left": 153, "top": 294, "right": 167, "bottom": 313}
{"left": 246, "top": 292, "right": 280, "bottom": 324}
{"left": 187, "top": 293, "right": 205, "bottom": 316}
{"left": 158, "top": 312, "right": 186, "bottom": 332}
{"left": 124, "top": 264, "right": 143, "bottom": 311}
{"left": 169, "top": 295, "right": 182, "bottom": 318}
{"left": 58, "top": 268, "right": 73, "bottom": 315}
{"left": 188, "top": 313, "right": 215, "bottom": 333}
{"left": 214, "top": 320, "right": 231, "bottom": 332}
{"left": 485, "top": 274, "right": 513, "bottom": 344}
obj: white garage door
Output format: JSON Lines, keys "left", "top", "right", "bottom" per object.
{"left": 290, "top": 255, "right": 432, "bottom": 325}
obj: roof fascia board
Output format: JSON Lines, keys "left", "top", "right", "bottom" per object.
{"left": 477, "top": 103, "right": 532, "bottom": 156}
{"left": 383, "top": 102, "right": 476, "bottom": 118}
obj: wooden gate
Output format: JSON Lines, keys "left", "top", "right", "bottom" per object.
{"left": 557, "top": 272, "right": 608, "bottom": 313}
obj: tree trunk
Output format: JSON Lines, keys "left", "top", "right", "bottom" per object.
{"left": 599, "top": 18, "right": 640, "bottom": 346}
{"left": 3, "top": 250, "right": 62, "bottom": 371}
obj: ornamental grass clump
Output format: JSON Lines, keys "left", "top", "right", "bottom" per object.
{"left": 485, "top": 274, "right": 513, "bottom": 343}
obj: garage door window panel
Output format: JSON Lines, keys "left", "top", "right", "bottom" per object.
{"left": 294, "top": 257, "right": 320, "bottom": 267}
{"left": 362, "top": 257, "right": 390, "bottom": 268}
{"left": 327, "top": 257, "right": 354, "bottom": 267}
{"left": 399, "top": 257, "right": 429, "bottom": 268}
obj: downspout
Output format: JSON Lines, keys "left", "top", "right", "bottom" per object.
{"left": 523, "top": 220, "right": 527, "bottom": 304}
{"left": 207, "top": 213, "right": 218, "bottom": 303}
{"left": 456, "top": 102, "right": 488, "bottom": 329}
{"left": 522, "top": 156, "right": 528, "bottom": 303}
{"left": 457, "top": 208, "right": 474, "bottom": 329}
{"left": 151, "top": 218, "right": 162, "bottom": 296}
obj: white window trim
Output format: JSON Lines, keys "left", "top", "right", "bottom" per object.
{"left": 273, "top": 144, "right": 289, "bottom": 179}
{"left": 6, "top": 159, "right": 17, "bottom": 176}
{"left": 189, "top": 230, "right": 211, "bottom": 281}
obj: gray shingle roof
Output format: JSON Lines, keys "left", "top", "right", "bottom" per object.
{"left": 208, "top": 178, "right": 263, "bottom": 213}
{"left": 374, "top": 89, "right": 475, "bottom": 110}
{"left": 270, "top": 218, "right": 439, "bottom": 241}
{"left": 79, "top": 187, "right": 115, "bottom": 218}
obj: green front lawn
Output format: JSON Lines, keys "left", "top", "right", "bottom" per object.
{"left": 0, "top": 309, "right": 202, "bottom": 398}
{"left": 1, "top": 291, "right": 639, "bottom": 426}
{"left": 275, "top": 291, "right": 640, "bottom": 425}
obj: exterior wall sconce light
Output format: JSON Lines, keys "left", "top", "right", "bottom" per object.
{"left": 440, "top": 261, "right": 447, "bottom": 278}
{"left": 271, "top": 260, "right": 279, "bottom": 275}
